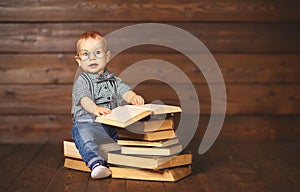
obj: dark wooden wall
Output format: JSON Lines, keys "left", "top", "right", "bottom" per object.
{"left": 0, "top": 0, "right": 299, "bottom": 143}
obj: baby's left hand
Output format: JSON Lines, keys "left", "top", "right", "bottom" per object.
{"left": 131, "top": 95, "right": 144, "bottom": 105}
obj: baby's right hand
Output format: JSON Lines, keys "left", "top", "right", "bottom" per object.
{"left": 94, "top": 106, "right": 111, "bottom": 116}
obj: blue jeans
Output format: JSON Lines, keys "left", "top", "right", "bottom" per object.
{"left": 71, "top": 115, "right": 118, "bottom": 169}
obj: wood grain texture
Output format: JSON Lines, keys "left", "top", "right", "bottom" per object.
{"left": 0, "top": 0, "right": 299, "bottom": 22}
{"left": 0, "top": 23, "right": 298, "bottom": 53}
{"left": 1, "top": 141, "right": 299, "bottom": 191}
{"left": 0, "top": 0, "right": 299, "bottom": 144}
{"left": 1, "top": 53, "right": 299, "bottom": 84}
{"left": 0, "top": 115, "right": 71, "bottom": 143}
{"left": 86, "top": 176, "right": 126, "bottom": 192}
{"left": 126, "top": 180, "right": 165, "bottom": 192}
{"left": 191, "top": 141, "right": 300, "bottom": 192}
{"left": 46, "top": 163, "right": 90, "bottom": 192}
{"left": 0, "top": 115, "right": 299, "bottom": 143}
{"left": 0, "top": 84, "right": 299, "bottom": 115}
{"left": 5, "top": 144, "right": 62, "bottom": 192}
{"left": 0, "top": 144, "right": 44, "bottom": 191}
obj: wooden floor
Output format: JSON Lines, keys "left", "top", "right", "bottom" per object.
{"left": 0, "top": 138, "right": 299, "bottom": 192}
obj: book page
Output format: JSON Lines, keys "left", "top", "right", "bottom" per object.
{"left": 97, "top": 105, "right": 150, "bottom": 123}
{"left": 138, "top": 104, "right": 182, "bottom": 115}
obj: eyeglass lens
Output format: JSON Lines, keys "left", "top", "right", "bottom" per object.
{"left": 79, "top": 48, "right": 105, "bottom": 61}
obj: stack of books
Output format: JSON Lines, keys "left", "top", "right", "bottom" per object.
{"left": 63, "top": 104, "right": 192, "bottom": 182}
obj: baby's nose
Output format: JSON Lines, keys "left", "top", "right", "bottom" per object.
{"left": 89, "top": 52, "right": 97, "bottom": 60}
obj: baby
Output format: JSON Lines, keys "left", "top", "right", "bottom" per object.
{"left": 71, "top": 31, "right": 144, "bottom": 179}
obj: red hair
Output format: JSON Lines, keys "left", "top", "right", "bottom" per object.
{"left": 76, "top": 31, "right": 106, "bottom": 51}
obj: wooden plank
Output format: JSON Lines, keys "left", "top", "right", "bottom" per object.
{"left": 0, "top": 142, "right": 297, "bottom": 191}
{"left": 219, "top": 115, "right": 300, "bottom": 142}
{"left": 111, "top": 53, "right": 300, "bottom": 84}
{"left": 191, "top": 152, "right": 246, "bottom": 191}
{"left": 6, "top": 144, "right": 63, "bottom": 192}
{"left": 179, "top": 114, "right": 300, "bottom": 147}
{"left": 0, "top": 144, "right": 44, "bottom": 191}
{"left": 0, "top": 0, "right": 299, "bottom": 22}
{"left": 0, "top": 85, "right": 72, "bottom": 115}
{"left": 0, "top": 115, "right": 71, "bottom": 143}
{"left": 0, "top": 142, "right": 298, "bottom": 191}
{"left": 46, "top": 165, "right": 90, "bottom": 192}
{"left": 190, "top": 140, "right": 299, "bottom": 192}
{"left": 133, "top": 84, "right": 300, "bottom": 115}
{"left": 0, "top": 84, "right": 299, "bottom": 115}
{"left": 224, "top": 142, "right": 300, "bottom": 191}
{"left": 191, "top": 140, "right": 256, "bottom": 191}
{"left": 126, "top": 180, "right": 165, "bottom": 192}
{"left": 0, "top": 144, "right": 18, "bottom": 159}
{"left": 265, "top": 143, "right": 300, "bottom": 190}
{"left": 220, "top": 84, "right": 300, "bottom": 115}
{"left": 56, "top": 142, "right": 300, "bottom": 191}
{"left": 163, "top": 169, "right": 208, "bottom": 192}
{"left": 86, "top": 178, "right": 126, "bottom": 192}
{"left": 0, "top": 23, "right": 298, "bottom": 53}
{"left": 0, "top": 54, "right": 78, "bottom": 84}
{"left": 1, "top": 53, "right": 299, "bottom": 84}
{"left": 274, "top": 142, "right": 300, "bottom": 170}
{"left": 213, "top": 54, "right": 300, "bottom": 84}
{"left": 0, "top": 114, "right": 298, "bottom": 143}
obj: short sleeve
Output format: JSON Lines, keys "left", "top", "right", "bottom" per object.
{"left": 115, "top": 77, "right": 132, "bottom": 97}
{"left": 72, "top": 76, "right": 93, "bottom": 106}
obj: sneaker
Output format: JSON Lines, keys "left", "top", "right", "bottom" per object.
{"left": 91, "top": 165, "right": 111, "bottom": 179}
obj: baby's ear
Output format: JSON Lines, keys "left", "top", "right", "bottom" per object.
{"left": 105, "top": 51, "right": 111, "bottom": 63}
{"left": 74, "top": 55, "right": 81, "bottom": 66}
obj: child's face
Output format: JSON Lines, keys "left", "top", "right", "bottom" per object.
{"left": 75, "top": 37, "right": 110, "bottom": 74}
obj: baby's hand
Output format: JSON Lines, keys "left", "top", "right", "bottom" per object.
{"left": 131, "top": 95, "right": 144, "bottom": 105}
{"left": 94, "top": 106, "right": 111, "bottom": 116}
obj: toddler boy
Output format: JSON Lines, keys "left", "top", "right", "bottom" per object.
{"left": 71, "top": 31, "right": 144, "bottom": 179}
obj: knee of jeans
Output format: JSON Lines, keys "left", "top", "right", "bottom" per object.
{"left": 83, "top": 140, "right": 98, "bottom": 151}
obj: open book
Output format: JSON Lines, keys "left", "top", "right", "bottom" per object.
{"left": 95, "top": 104, "right": 182, "bottom": 128}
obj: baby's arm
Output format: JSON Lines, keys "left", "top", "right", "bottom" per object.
{"left": 80, "top": 96, "right": 111, "bottom": 116}
{"left": 123, "top": 91, "right": 144, "bottom": 105}
{"left": 114, "top": 76, "right": 144, "bottom": 105}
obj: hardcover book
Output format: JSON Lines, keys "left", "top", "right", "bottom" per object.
{"left": 126, "top": 118, "right": 174, "bottom": 133}
{"left": 120, "top": 144, "right": 182, "bottom": 156}
{"left": 64, "top": 157, "right": 192, "bottom": 182}
{"left": 63, "top": 140, "right": 120, "bottom": 160}
{"left": 110, "top": 165, "right": 192, "bottom": 182}
{"left": 117, "top": 138, "right": 179, "bottom": 147}
{"left": 108, "top": 151, "right": 192, "bottom": 169}
{"left": 117, "top": 129, "right": 176, "bottom": 141}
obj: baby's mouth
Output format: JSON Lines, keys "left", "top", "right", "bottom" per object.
{"left": 89, "top": 63, "right": 98, "bottom": 68}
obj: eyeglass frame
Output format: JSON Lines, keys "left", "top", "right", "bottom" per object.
{"left": 76, "top": 47, "right": 107, "bottom": 61}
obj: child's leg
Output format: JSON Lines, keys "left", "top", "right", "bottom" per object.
{"left": 103, "top": 124, "right": 118, "bottom": 141}
{"left": 71, "top": 121, "right": 115, "bottom": 169}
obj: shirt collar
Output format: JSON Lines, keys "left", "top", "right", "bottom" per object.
{"left": 85, "top": 69, "right": 116, "bottom": 82}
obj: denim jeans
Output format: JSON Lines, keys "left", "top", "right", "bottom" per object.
{"left": 71, "top": 115, "right": 118, "bottom": 169}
